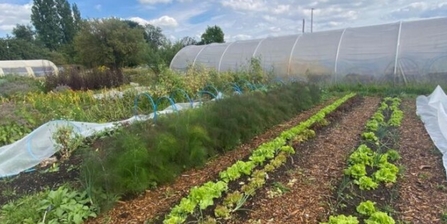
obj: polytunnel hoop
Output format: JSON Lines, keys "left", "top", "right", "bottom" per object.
{"left": 223, "top": 83, "right": 242, "bottom": 95}
{"left": 133, "top": 92, "right": 157, "bottom": 118}
{"left": 155, "top": 96, "right": 179, "bottom": 120}
{"left": 202, "top": 84, "right": 220, "bottom": 96}
{"left": 197, "top": 91, "right": 217, "bottom": 104}
{"left": 169, "top": 88, "right": 193, "bottom": 108}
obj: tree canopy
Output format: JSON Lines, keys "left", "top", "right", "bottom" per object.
{"left": 12, "top": 25, "right": 35, "bottom": 42}
{"left": 73, "top": 18, "right": 149, "bottom": 69}
{"left": 199, "top": 25, "right": 225, "bottom": 45}
{"left": 31, "top": 0, "right": 81, "bottom": 50}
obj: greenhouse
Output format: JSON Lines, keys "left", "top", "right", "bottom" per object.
{"left": 0, "top": 60, "right": 58, "bottom": 77}
{"left": 170, "top": 17, "right": 447, "bottom": 83}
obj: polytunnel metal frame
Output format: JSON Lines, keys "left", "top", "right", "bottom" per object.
{"left": 170, "top": 17, "right": 447, "bottom": 83}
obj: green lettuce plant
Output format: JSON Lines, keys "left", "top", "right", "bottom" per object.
{"left": 354, "top": 176, "right": 378, "bottom": 190}
{"left": 345, "top": 163, "right": 367, "bottom": 179}
{"left": 321, "top": 215, "right": 359, "bottom": 224}
{"left": 365, "top": 211, "right": 395, "bottom": 224}
{"left": 356, "top": 200, "right": 376, "bottom": 216}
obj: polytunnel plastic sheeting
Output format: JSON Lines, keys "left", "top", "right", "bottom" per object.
{"left": 0, "top": 102, "right": 201, "bottom": 178}
{"left": 290, "top": 30, "right": 342, "bottom": 77}
{"left": 194, "top": 43, "right": 231, "bottom": 70}
{"left": 218, "top": 39, "right": 262, "bottom": 72}
{"left": 170, "top": 17, "right": 447, "bottom": 81}
{"left": 416, "top": 86, "right": 447, "bottom": 179}
{"left": 253, "top": 35, "right": 298, "bottom": 75}
{"left": 398, "top": 18, "right": 447, "bottom": 80}
{"left": 170, "top": 45, "right": 203, "bottom": 70}
{"left": 336, "top": 23, "right": 399, "bottom": 78}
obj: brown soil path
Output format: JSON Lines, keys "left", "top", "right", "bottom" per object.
{"left": 88, "top": 98, "right": 338, "bottom": 224}
{"left": 231, "top": 97, "right": 381, "bottom": 223}
{"left": 395, "top": 99, "right": 447, "bottom": 223}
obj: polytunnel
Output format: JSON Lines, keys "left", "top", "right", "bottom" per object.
{"left": 0, "top": 59, "right": 58, "bottom": 77}
{"left": 170, "top": 17, "right": 447, "bottom": 83}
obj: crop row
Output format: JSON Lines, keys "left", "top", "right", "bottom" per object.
{"left": 322, "top": 97, "right": 404, "bottom": 224}
{"left": 163, "top": 93, "right": 356, "bottom": 224}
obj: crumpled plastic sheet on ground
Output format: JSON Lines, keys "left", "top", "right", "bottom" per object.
{"left": 416, "top": 85, "right": 447, "bottom": 179}
{"left": 0, "top": 102, "right": 202, "bottom": 178}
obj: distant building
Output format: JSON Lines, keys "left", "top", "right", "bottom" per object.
{"left": 0, "top": 60, "right": 58, "bottom": 77}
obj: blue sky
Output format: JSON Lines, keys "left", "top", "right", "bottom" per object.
{"left": 1, "top": 0, "right": 446, "bottom": 42}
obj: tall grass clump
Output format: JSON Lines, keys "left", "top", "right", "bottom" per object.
{"left": 79, "top": 82, "right": 321, "bottom": 210}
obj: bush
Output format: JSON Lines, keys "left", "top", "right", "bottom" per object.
{"left": 44, "top": 66, "right": 129, "bottom": 91}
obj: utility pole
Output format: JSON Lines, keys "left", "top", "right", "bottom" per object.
{"left": 302, "top": 19, "right": 305, "bottom": 33}
{"left": 311, "top": 8, "right": 314, "bottom": 33}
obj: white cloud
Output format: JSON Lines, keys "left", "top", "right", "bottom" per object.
{"left": 268, "top": 26, "right": 281, "bottom": 32}
{"left": 0, "top": 3, "right": 32, "bottom": 34}
{"left": 138, "top": 0, "right": 172, "bottom": 4}
{"left": 272, "top": 4, "right": 290, "bottom": 15}
{"left": 228, "top": 34, "right": 252, "bottom": 41}
{"left": 221, "top": 0, "right": 267, "bottom": 12}
{"left": 149, "top": 15, "right": 179, "bottom": 27}
{"left": 129, "top": 17, "right": 151, "bottom": 25}
{"left": 130, "top": 16, "right": 178, "bottom": 28}
{"left": 95, "top": 4, "right": 102, "bottom": 11}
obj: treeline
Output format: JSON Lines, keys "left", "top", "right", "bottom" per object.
{"left": 0, "top": 0, "right": 225, "bottom": 73}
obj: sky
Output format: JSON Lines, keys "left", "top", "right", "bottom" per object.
{"left": 0, "top": 0, "right": 446, "bottom": 42}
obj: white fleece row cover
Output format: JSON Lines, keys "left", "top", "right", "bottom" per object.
{"left": 416, "top": 86, "right": 447, "bottom": 179}
{"left": 0, "top": 102, "right": 200, "bottom": 178}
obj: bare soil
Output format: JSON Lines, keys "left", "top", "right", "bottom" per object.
{"left": 395, "top": 99, "right": 447, "bottom": 223}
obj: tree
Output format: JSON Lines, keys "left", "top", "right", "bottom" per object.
{"left": 144, "top": 24, "right": 167, "bottom": 49}
{"left": 73, "top": 18, "right": 148, "bottom": 69}
{"left": 199, "top": 25, "right": 225, "bottom": 45}
{"left": 55, "top": 0, "right": 75, "bottom": 44}
{"left": 31, "top": 0, "right": 81, "bottom": 50}
{"left": 180, "top": 36, "right": 198, "bottom": 46}
{"left": 72, "top": 3, "right": 82, "bottom": 31}
{"left": 12, "top": 24, "right": 35, "bottom": 42}
{"left": 0, "top": 37, "right": 56, "bottom": 61}
{"left": 31, "top": 0, "right": 60, "bottom": 50}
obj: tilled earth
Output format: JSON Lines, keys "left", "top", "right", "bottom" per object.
{"left": 395, "top": 99, "right": 447, "bottom": 223}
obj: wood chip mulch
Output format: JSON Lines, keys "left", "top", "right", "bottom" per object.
{"left": 230, "top": 97, "right": 381, "bottom": 223}
{"left": 87, "top": 99, "right": 337, "bottom": 224}
{"left": 395, "top": 99, "right": 447, "bottom": 223}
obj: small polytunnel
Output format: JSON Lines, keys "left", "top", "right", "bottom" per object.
{"left": 0, "top": 60, "right": 59, "bottom": 77}
{"left": 170, "top": 17, "right": 447, "bottom": 83}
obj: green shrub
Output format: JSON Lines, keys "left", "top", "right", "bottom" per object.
{"left": 44, "top": 67, "right": 129, "bottom": 91}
